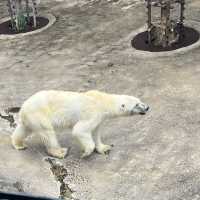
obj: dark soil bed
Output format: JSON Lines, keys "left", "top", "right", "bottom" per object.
{"left": 0, "top": 16, "right": 49, "bottom": 35}
{"left": 131, "top": 27, "right": 200, "bottom": 52}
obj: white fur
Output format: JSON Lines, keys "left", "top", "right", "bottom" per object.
{"left": 11, "top": 90, "right": 149, "bottom": 158}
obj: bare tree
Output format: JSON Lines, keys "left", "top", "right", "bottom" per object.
{"left": 146, "top": 0, "right": 185, "bottom": 47}
{"left": 7, "top": 0, "right": 38, "bottom": 32}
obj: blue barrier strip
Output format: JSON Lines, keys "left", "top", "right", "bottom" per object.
{"left": 0, "top": 191, "right": 59, "bottom": 200}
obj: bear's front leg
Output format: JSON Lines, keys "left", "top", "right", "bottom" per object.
{"left": 72, "top": 121, "right": 96, "bottom": 158}
{"left": 75, "top": 132, "right": 95, "bottom": 158}
{"left": 96, "top": 144, "right": 112, "bottom": 155}
{"left": 94, "top": 131, "right": 113, "bottom": 155}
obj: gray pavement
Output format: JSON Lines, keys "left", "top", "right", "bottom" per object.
{"left": 1, "top": 0, "right": 200, "bottom": 199}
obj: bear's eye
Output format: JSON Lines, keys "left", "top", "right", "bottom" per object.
{"left": 121, "top": 104, "right": 125, "bottom": 108}
{"left": 136, "top": 103, "right": 139, "bottom": 107}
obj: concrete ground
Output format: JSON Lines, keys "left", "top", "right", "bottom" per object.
{"left": 1, "top": 0, "right": 200, "bottom": 199}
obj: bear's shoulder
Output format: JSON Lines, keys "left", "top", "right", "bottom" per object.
{"left": 84, "top": 90, "right": 116, "bottom": 108}
{"left": 84, "top": 90, "right": 111, "bottom": 100}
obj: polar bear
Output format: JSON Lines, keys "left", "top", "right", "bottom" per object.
{"left": 11, "top": 90, "right": 149, "bottom": 158}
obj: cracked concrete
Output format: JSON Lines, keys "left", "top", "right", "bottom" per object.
{"left": 45, "top": 158, "right": 74, "bottom": 200}
{"left": 1, "top": 0, "right": 200, "bottom": 199}
{"left": 0, "top": 106, "right": 20, "bottom": 128}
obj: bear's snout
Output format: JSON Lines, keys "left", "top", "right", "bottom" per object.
{"left": 139, "top": 104, "right": 149, "bottom": 115}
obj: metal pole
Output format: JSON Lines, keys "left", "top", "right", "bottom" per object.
{"left": 32, "top": 0, "right": 37, "bottom": 28}
{"left": 160, "top": 1, "right": 171, "bottom": 47}
{"left": 180, "top": 0, "right": 185, "bottom": 24}
{"left": 25, "top": 0, "right": 30, "bottom": 24}
{"left": 7, "top": 0, "right": 15, "bottom": 29}
{"left": 147, "top": 0, "right": 152, "bottom": 44}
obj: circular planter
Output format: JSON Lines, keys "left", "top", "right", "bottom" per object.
{"left": 130, "top": 20, "right": 200, "bottom": 58}
{"left": 0, "top": 13, "right": 56, "bottom": 39}
{"left": 132, "top": 27, "right": 199, "bottom": 52}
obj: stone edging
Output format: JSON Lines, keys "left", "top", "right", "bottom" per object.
{"left": 0, "top": 13, "right": 56, "bottom": 40}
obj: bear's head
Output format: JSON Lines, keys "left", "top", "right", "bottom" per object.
{"left": 118, "top": 95, "right": 149, "bottom": 116}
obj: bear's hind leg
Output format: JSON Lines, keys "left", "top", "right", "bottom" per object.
{"left": 40, "top": 130, "right": 68, "bottom": 159}
{"left": 11, "top": 124, "right": 28, "bottom": 150}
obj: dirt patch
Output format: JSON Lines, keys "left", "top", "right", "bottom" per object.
{"left": 131, "top": 26, "right": 200, "bottom": 52}
{"left": 0, "top": 17, "right": 49, "bottom": 35}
